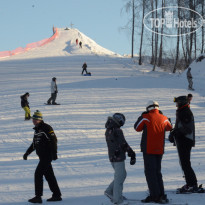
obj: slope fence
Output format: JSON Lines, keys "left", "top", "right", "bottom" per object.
{"left": 0, "top": 28, "right": 59, "bottom": 59}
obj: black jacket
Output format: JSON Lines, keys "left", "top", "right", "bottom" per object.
{"left": 25, "top": 121, "right": 58, "bottom": 161}
{"left": 105, "top": 117, "right": 135, "bottom": 162}
{"left": 173, "top": 105, "right": 195, "bottom": 147}
{"left": 21, "top": 94, "right": 29, "bottom": 108}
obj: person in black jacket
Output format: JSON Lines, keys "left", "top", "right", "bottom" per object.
{"left": 169, "top": 96, "right": 198, "bottom": 193}
{"left": 20, "top": 92, "right": 31, "bottom": 120}
{"left": 104, "top": 113, "right": 136, "bottom": 205}
{"left": 23, "top": 110, "right": 62, "bottom": 203}
{"left": 81, "top": 62, "right": 88, "bottom": 75}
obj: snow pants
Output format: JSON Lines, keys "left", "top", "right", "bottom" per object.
{"left": 143, "top": 153, "right": 164, "bottom": 198}
{"left": 34, "top": 160, "right": 61, "bottom": 197}
{"left": 82, "top": 68, "right": 87, "bottom": 75}
{"left": 175, "top": 138, "right": 197, "bottom": 186}
{"left": 47, "top": 93, "right": 57, "bottom": 104}
{"left": 23, "top": 106, "right": 30, "bottom": 120}
{"left": 187, "top": 77, "right": 193, "bottom": 89}
{"left": 105, "top": 161, "right": 127, "bottom": 204}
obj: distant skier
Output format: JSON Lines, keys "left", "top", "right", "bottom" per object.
{"left": 47, "top": 77, "right": 58, "bottom": 105}
{"left": 187, "top": 67, "right": 194, "bottom": 90}
{"left": 79, "top": 41, "right": 82, "bottom": 48}
{"left": 76, "top": 38, "right": 78, "bottom": 45}
{"left": 105, "top": 113, "right": 136, "bottom": 205}
{"left": 169, "top": 96, "right": 199, "bottom": 193}
{"left": 134, "top": 101, "right": 172, "bottom": 203}
{"left": 23, "top": 110, "right": 62, "bottom": 203}
{"left": 20, "top": 92, "right": 31, "bottom": 120}
{"left": 81, "top": 62, "right": 88, "bottom": 75}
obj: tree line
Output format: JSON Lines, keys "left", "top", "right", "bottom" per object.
{"left": 122, "top": 0, "right": 205, "bottom": 73}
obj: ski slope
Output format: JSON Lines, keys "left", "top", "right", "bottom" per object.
{"left": 0, "top": 28, "right": 205, "bottom": 205}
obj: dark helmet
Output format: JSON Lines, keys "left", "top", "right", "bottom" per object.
{"left": 52, "top": 77, "right": 56, "bottom": 81}
{"left": 113, "top": 113, "right": 126, "bottom": 127}
{"left": 174, "top": 96, "right": 188, "bottom": 107}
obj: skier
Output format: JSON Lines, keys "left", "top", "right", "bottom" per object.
{"left": 186, "top": 67, "right": 194, "bottom": 90}
{"left": 169, "top": 96, "right": 198, "bottom": 193}
{"left": 105, "top": 113, "right": 136, "bottom": 205}
{"left": 81, "top": 62, "right": 88, "bottom": 75}
{"left": 79, "top": 41, "right": 82, "bottom": 48}
{"left": 76, "top": 38, "right": 78, "bottom": 45}
{"left": 20, "top": 92, "right": 31, "bottom": 120}
{"left": 47, "top": 77, "right": 58, "bottom": 105}
{"left": 134, "top": 101, "right": 172, "bottom": 203}
{"left": 23, "top": 110, "right": 62, "bottom": 203}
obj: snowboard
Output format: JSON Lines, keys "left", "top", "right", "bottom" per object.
{"left": 44, "top": 103, "right": 61, "bottom": 105}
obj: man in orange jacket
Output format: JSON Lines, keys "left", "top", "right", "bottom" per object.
{"left": 134, "top": 101, "right": 172, "bottom": 204}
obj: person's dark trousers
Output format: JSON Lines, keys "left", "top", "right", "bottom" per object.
{"left": 35, "top": 160, "right": 61, "bottom": 197}
{"left": 82, "top": 69, "right": 87, "bottom": 75}
{"left": 175, "top": 137, "right": 197, "bottom": 186}
{"left": 143, "top": 153, "right": 164, "bottom": 198}
{"left": 48, "top": 93, "right": 57, "bottom": 104}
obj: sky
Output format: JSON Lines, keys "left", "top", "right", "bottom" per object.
{"left": 0, "top": 0, "right": 133, "bottom": 55}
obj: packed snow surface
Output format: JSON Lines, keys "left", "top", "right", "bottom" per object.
{"left": 0, "top": 28, "right": 205, "bottom": 205}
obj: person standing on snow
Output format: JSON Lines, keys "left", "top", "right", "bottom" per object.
{"left": 187, "top": 93, "right": 193, "bottom": 104}
{"left": 169, "top": 96, "right": 198, "bottom": 193}
{"left": 105, "top": 113, "right": 136, "bottom": 205}
{"left": 79, "top": 41, "right": 82, "bottom": 48}
{"left": 81, "top": 62, "right": 88, "bottom": 75}
{"left": 47, "top": 77, "right": 58, "bottom": 105}
{"left": 186, "top": 67, "right": 194, "bottom": 90}
{"left": 21, "top": 92, "right": 31, "bottom": 120}
{"left": 23, "top": 110, "right": 62, "bottom": 203}
{"left": 134, "top": 101, "right": 172, "bottom": 204}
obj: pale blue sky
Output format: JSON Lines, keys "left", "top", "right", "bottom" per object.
{"left": 0, "top": 0, "right": 133, "bottom": 55}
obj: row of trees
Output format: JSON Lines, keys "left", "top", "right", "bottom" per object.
{"left": 122, "top": 0, "right": 205, "bottom": 73}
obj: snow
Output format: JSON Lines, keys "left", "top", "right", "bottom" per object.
{"left": 0, "top": 28, "right": 205, "bottom": 205}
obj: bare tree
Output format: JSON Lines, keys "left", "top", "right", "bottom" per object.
{"left": 158, "top": 0, "right": 165, "bottom": 67}
{"left": 139, "top": 0, "right": 146, "bottom": 65}
{"left": 153, "top": 0, "right": 158, "bottom": 71}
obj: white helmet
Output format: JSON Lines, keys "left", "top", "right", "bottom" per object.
{"left": 146, "top": 100, "right": 159, "bottom": 111}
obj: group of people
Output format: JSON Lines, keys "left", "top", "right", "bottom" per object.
{"left": 21, "top": 77, "right": 59, "bottom": 120}
{"left": 21, "top": 80, "right": 197, "bottom": 205}
{"left": 104, "top": 94, "right": 199, "bottom": 205}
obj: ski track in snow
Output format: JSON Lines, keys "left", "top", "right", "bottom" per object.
{"left": 0, "top": 28, "right": 205, "bottom": 205}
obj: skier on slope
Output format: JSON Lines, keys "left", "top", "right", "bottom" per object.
{"left": 105, "top": 113, "right": 136, "bottom": 205}
{"left": 20, "top": 92, "right": 31, "bottom": 120}
{"left": 23, "top": 110, "right": 62, "bottom": 203}
{"left": 169, "top": 96, "right": 199, "bottom": 193}
{"left": 47, "top": 77, "right": 58, "bottom": 105}
{"left": 81, "top": 62, "right": 88, "bottom": 75}
{"left": 186, "top": 67, "right": 194, "bottom": 90}
{"left": 134, "top": 101, "right": 172, "bottom": 203}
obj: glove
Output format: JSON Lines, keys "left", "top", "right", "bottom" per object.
{"left": 168, "top": 130, "right": 175, "bottom": 143}
{"left": 52, "top": 153, "right": 58, "bottom": 161}
{"left": 23, "top": 153, "right": 28, "bottom": 160}
{"left": 130, "top": 156, "right": 136, "bottom": 165}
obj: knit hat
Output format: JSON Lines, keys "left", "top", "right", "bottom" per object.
{"left": 174, "top": 96, "right": 188, "bottom": 107}
{"left": 32, "top": 110, "right": 43, "bottom": 120}
{"left": 113, "top": 113, "right": 126, "bottom": 127}
{"left": 146, "top": 100, "right": 159, "bottom": 111}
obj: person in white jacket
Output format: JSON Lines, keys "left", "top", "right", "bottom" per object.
{"left": 47, "top": 77, "right": 58, "bottom": 105}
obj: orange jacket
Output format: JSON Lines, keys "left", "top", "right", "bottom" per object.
{"left": 134, "top": 109, "right": 172, "bottom": 155}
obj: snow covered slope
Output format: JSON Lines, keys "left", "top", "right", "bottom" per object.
{"left": 0, "top": 28, "right": 119, "bottom": 60}
{"left": 0, "top": 29, "right": 205, "bottom": 205}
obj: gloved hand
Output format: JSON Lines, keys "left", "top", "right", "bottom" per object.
{"left": 52, "top": 153, "right": 58, "bottom": 161}
{"left": 130, "top": 156, "right": 136, "bottom": 165}
{"left": 168, "top": 130, "right": 175, "bottom": 143}
{"left": 23, "top": 153, "right": 28, "bottom": 160}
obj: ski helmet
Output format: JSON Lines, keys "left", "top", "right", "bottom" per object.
{"left": 146, "top": 100, "right": 159, "bottom": 111}
{"left": 113, "top": 113, "right": 126, "bottom": 126}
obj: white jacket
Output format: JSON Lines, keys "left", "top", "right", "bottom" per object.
{"left": 51, "top": 80, "right": 57, "bottom": 93}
